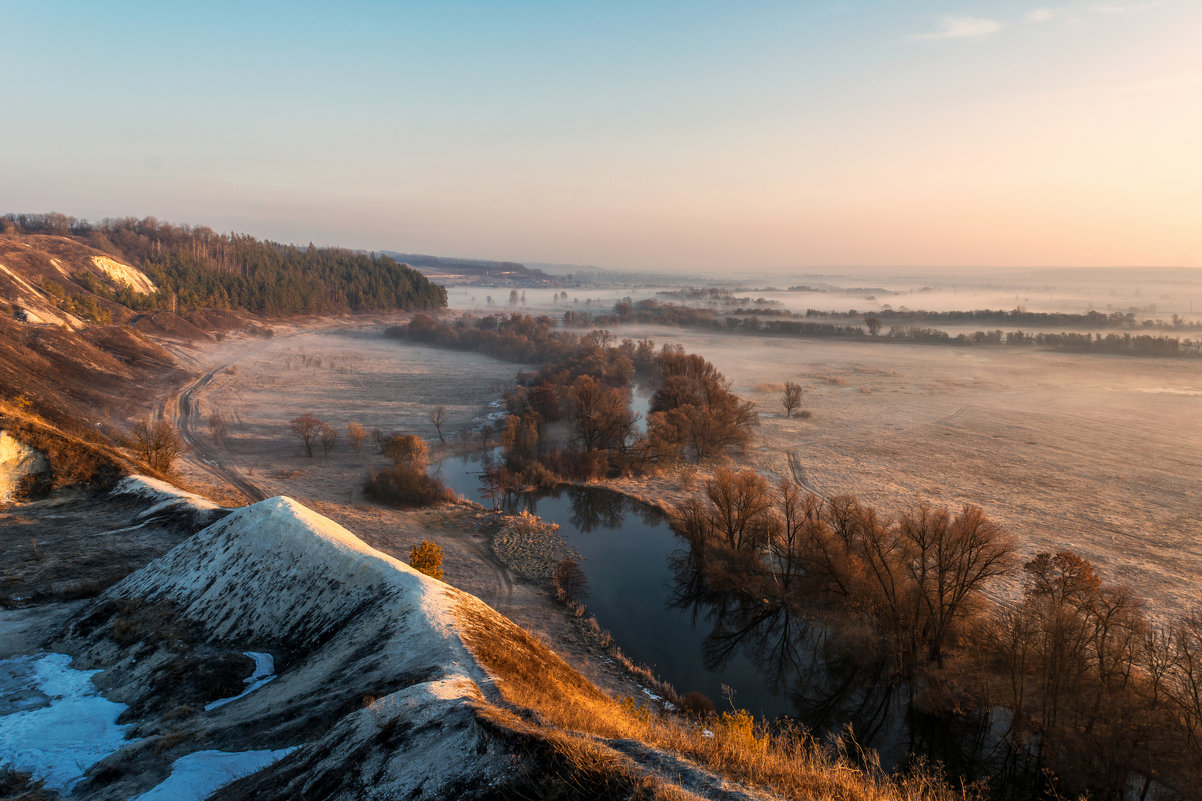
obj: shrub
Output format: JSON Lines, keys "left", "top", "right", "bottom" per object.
{"left": 130, "top": 417, "right": 183, "bottom": 473}
{"left": 384, "top": 434, "right": 429, "bottom": 470}
{"left": 364, "top": 465, "right": 453, "bottom": 508}
{"left": 409, "top": 540, "right": 444, "bottom": 580}
{"left": 681, "top": 691, "right": 715, "bottom": 718}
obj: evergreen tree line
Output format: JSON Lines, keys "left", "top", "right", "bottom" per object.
{"left": 3, "top": 213, "right": 446, "bottom": 315}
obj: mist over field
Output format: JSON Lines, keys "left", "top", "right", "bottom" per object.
{"left": 4, "top": 0, "right": 1202, "bottom": 795}
{"left": 443, "top": 266, "right": 1202, "bottom": 617}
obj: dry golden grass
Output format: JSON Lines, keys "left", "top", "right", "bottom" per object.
{"left": 455, "top": 597, "right": 977, "bottom": 801}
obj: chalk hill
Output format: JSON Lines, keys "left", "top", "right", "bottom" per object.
{"left": 61, "top": 495, "right": 516, "bottom": 799}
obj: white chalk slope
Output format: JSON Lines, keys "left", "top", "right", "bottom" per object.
{"left": 97, "top": 495, "right": 509, "bottom": 800}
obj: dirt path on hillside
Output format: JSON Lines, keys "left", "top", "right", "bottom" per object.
{"left": 157, "top": 359, "right": 269, "bottom": 503}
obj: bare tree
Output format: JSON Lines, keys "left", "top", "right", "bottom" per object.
{"left": 290, "top": 413, "right": 324, "bottom": 457}
{"left": 864, "top": 315, "right": 883, "bottom": 336}
{"left": 553, "top": 557, "right": 589, "bottom": 603}
{"left": 319, "top": 423, "right": 339, "bottom": 457}
{"left": 131, "top": 418, "right": 184, "bottom": 473}
{"left": 429, "top": 405, "right": 447, "bottom": 444}
{"left": 782, "top": 381, "right": 803, "bottom": 418}
{"left": 898, "top": 502, "right": 1014, "bottom": 666}
{"left": 207, "top": 412, "right": 227, "bottom": 445}
{"left": 705, "top": 468, "right": 775, "bottom": 552}
{"left": 347, "top": 421, "right": 366, "bottom": 453}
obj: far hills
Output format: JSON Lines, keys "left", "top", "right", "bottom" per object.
{"left": 380, "top": 251, "right": 574, "bottom": 287}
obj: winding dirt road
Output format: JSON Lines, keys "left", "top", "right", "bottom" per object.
{"left": 156, "top": 352, "right": 270, "bottom": 504}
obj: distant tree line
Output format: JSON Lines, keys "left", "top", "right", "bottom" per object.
{"left": 387, "top": 313, "right": 758, "bottom": 487}
{"left": 673, "top": 469, "right": 1202, "bottom": 800}
{"left": 804, "top": 306, "right": 1202, "bottom": 331}
{"left": 3, "top": 213, "right": 446, "bottom": 315}
{"left": 563, "top": 299, "right": 1202, "bottom": 358}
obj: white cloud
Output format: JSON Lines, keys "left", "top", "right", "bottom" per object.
{"left": 1026, "top": 7, "right": 1058, "bottom": 22}
{"left": 913, "top": 16, "right": 1005, "bottom": 40}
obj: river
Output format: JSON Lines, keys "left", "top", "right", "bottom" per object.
{"left": 433, "top": 450, "right": 794, "bottom": 719}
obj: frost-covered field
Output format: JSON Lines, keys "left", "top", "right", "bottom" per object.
{"left": 168, "top": 308, "right": 1201, "bottom": 621}
{"left": 616, "top": 325, "right": 1202, "bottom": 616}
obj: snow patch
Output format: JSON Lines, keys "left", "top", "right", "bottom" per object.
{"left": 90, "top": 255, "right": 157, "bottom": 294}
{"left": 0, "top": 653, "right": 136, "bottom": 792}
{"left": 130, "top": 747, "right": 297, "bottom": 801}
{"left": 205, "top": 652, "right": 276, "bottom": 711}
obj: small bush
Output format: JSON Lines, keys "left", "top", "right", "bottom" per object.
{"left": 681, "top": 691, "right": 715, "bottom": 718}
{"left": 409, "top": 540, "right": 444, "bottom": 580}
{"left": 364, "top": 465, "right": 454, "bottom": 508}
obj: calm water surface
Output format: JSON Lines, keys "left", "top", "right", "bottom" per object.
{"left": 433, "top": 451, "right": 789, "bottom": 718}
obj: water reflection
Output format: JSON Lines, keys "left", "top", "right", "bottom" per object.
{"left": 434, "top": 450, "right": 994, "bottom": 772}
{"left": 668, "top": 550, "right": 903, "bottom": 745}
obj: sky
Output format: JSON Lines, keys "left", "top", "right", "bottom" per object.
{"left": 4, "top": 1, "right": 1200, "bottom": 273}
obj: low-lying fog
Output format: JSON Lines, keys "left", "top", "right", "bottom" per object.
{"left": 444, "top": 267, "right": 1201, "bottom": 617}
{"left": 448, "top": 267, "right": 1202, "bottom": 323}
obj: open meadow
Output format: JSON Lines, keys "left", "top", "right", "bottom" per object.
{"left": 170, "top": 311, "right": 1202, "bottom": 620}
{"left": 612, "top": 324, "right": 1202, "bottom": 616}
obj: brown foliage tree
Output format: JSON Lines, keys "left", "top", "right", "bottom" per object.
{"left": 384, "top": 434, "right": 429, "bottom": 470}
{"left": 347, "top": 421, "right": 365, "bottom": 453}
{"left": 319, "top": 423, "right": 339, "bottom": 457}
{"left": 290, "top": 413, "right": 324, "bottom": 457}
{"left": 570, "top": 374, "right": 633, "bottom": 452}
{"left": 553, "top": 557, "right": 589, "bottom": 603}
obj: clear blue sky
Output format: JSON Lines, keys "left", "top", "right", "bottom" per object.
{"left": 4, "top": 1, "right": 1200, "bottom": 271}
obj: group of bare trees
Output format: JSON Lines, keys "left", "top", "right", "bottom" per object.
{"left": 392, "top": 314, "right": 760, "bottom": 483}
{"left": 671, "top": 468, "right": 1202, "bottom": 798}
{"left": 289, "top": 413, "right": 339, "bottom": 457}
{"left": 642, "top": 348, "right": 758, "bottom": 463}
{"left": 675, "top": 470, "right": 1012, "bottom": 677}
{"left": 980, "top": 553, "right": 1202, "bottom": 795}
